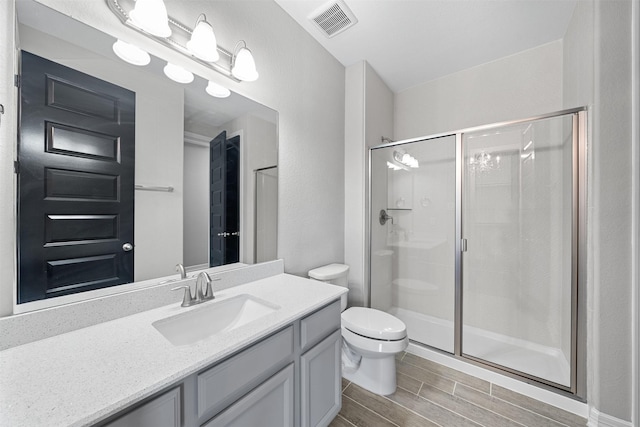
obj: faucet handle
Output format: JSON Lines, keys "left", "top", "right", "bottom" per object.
{"left": 171, "top": 285, "right": 195, "bottom": 307}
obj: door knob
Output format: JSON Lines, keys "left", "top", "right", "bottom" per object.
{"left": 122, "top": 243, "right": 133, "bottom": 251}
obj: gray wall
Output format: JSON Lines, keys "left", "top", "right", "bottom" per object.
{"left": 563, "top": 0, "right": 635, "bottom": 422}
{"left": 394, "top": 40, "right": 564, "bottom": 139}
{"left": 344, "top": 61, "right": 394, "bottom": 307}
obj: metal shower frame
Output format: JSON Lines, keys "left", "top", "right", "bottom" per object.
{"left": 367, "top": 107, "right": 588, "bottom": 399}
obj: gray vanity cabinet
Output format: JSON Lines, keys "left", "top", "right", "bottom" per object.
{"left": 105, "top": 387, "right": 181, "bottom": 427}
{"left": 203, "top": 364, "right": 295, "bottom": 427}
{"left": 299, "top": 301, "right": 342, "bottom": 427}
{"left": 300, "top": 330, "right": 341, "bottom": 427}
{"left": 102, "top": 299, "right": 341, "bottom": 427}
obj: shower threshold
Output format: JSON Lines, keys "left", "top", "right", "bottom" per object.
{"left": 388, "top": 306, "right": 571, "bottom": 387}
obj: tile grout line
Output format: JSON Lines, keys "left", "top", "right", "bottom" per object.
{"left": 335, "top": 414, "right": 357, "bottom": 427}
{"left": 381, "top": 386, "right": 446, "bottom": 427}
{"left": 396, "top": 384, "right": 485, "bottom": 427}
{"left": 451, "top": 387, "right": 533, "bottom": 427}
{"left": 342, "top": 394, "right": 401, "bottom": 427}
{"left": 419, "top": 382, "right": 533, "bottom": 427}
{"left": 402, "top": 357, "right": 491, "bottom": 395}
{"left": 488, "top": 394, "right": 577, "bottom": 427}
{"left": 488, "top": 381, "right": 584, "bottom": 424}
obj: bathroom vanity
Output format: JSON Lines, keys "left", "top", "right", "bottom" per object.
{"left": 0, "top": 268, "right": 346, "bottom": 427}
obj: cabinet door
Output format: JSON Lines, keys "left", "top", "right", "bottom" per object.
{"left": 106, "top": 387, "right": 180, "bottom": 427}
{"left": 203, "top": 364, "right": 294, "bottom": 427}
{"left": 300, "top": 330, "right": 341, "bottom": 427}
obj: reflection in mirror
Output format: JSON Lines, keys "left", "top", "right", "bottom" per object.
{"left": 15, "top": 0, "right": 277, "bottom": 305}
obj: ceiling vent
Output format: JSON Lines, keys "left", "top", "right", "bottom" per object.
{"left": 309, "top": 0, "right": 358, "bottom": 38}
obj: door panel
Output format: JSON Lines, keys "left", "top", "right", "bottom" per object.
{"left": 18, "top": 51, "right": 135, "bottom": 304}
{"left": 209, "top": 131, "right": 227, "bottom": 267}
{"left": 209, "top": 132, "right": 240, "bottom": 266}
{"left": 461, "top": 114, "right": 575, "bottom": 387}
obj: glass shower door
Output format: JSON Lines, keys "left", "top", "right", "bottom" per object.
{"left": 461, "top": 114, "right": 575, "bottom": 387}
{"left": 370, "top": 136, "right": 456, "bottom": 353}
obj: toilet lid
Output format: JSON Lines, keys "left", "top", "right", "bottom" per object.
{"left": 341, "top": 307, "right": 407, "bottom": 340}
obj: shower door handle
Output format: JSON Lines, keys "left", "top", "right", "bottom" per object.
{"left": 461, "top": 239, "right": 468, "bottom": 252}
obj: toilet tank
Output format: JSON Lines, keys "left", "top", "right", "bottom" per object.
{"left": 308, "top": 264, "right": 349, "bottom": 311}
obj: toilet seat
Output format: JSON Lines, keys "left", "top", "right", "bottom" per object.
{"left": 341, "top": 307, "right": 407, "bottom": 340}
{"left": 342, "top": 327, "right": 408, "bottom": 356}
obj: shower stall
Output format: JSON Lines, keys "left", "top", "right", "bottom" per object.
{"left": 369, "top": 108, "right": 586, "bottom": 395}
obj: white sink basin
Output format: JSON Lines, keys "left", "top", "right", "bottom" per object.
{"left": 153, "top": 294, "right": 280, "bottom": 346}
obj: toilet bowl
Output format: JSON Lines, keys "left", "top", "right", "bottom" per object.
{"left": 308, "top": 264, "right": 408, "bottom": 396}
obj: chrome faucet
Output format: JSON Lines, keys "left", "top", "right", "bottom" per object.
{"left": 196, "top": 272, "right": 215, "bottom": 301}
{"left": 175, "top": 263, "right": 187, "bottom": 280}
{"left": 171, "top": 272, "right": 220, "bottom": 307}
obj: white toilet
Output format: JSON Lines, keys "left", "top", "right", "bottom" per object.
{"left": 308, "top": 263, "right": 408, "bottom": 396}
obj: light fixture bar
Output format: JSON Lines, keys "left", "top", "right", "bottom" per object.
{"left": 106, "top": 0, "right": 240, "bottom": 82}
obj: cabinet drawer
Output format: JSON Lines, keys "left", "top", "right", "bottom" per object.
{"left": 202, "top": 364, "right": 294, "bottom": 427}
{"left": 300, "top": 300, "right": 341, "bottom": 352}
{"left": 106, "top": 387, "right": 180, "bottom": 427}
{"left": 197, "top": 326, "right": 294, "bottom": 419}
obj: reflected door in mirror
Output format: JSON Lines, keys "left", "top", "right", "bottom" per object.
{"left": 209, "top": 132, "right": 240, "bottom": 266}
{"left": 18, "top": 51, "right": 135, "bottom": 304}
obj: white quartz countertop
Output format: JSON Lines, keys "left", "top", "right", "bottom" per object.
{"left": 0, "top": 273, "right": 346, "bottom": 427}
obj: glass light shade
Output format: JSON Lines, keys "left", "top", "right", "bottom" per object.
{"left": 163, "top": 63, "right": 194, "bottom": 84}
{"left": 112, "top": 40, "right": 151, "bottom": 66}
{"left": 129, "top": 0, "right": 171, "bottom": 37}
{"left": 206, "top": 81, "right": 230, "bottom": 98}
{"left": 231, "top": 46, "right": 259, "bottom": 81}
{"left": 187, "top": 20, "right": 219, "bottom": 62}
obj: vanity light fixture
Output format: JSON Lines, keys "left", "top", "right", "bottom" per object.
{"left": 112, "top": 39, "right": 151, "bottom": 66}
{"left": 186, "top": 14, "right": 219, "bottom": 62}
{"left": 163, "top": 62, "right": 194, "bottom": 84}
{"left": 231, "top": 41, "right": 259, "bottom": 82}
{"left": 393, "top": 150, "right": 419, "bottom": 168}
{"left": 206, "top": 80, "right": 231, "bottom": 98}
{"left": 107, "top": 0, "right": 259, "bottom": 83}
{"left": 128, "top": 0, "right": 171, "bottom": 37}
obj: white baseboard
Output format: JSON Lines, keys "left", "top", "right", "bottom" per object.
{"left": 588, "top": 407, "right": 634, "bottom": 427}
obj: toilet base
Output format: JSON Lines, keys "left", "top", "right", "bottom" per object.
{"left": 342, "top": 353, "right": 398, "bottom": 396}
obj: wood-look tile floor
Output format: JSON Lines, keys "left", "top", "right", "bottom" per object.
{"left": 330, "top": 352, "right": 587, "bottom": 427}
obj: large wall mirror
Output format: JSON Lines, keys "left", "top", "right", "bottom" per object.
{"left": 15, "top": 0, "right": 278, "bottom": 305}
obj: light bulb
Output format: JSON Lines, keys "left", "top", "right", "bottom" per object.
{"left": 206, "top": 81, "right": 230, "bottom": 98}
{"left": 112, "top": 40, "right": 150, "bottom": 66}
{"left": 129, "top": 0, "right": 171, "bottom": 37}
{"left": 231, "top": 43, "right": 258, "bottom": 81}
{"left": 187, "top": 17, "right": 219, "bottom": 62}
{"left": 163, "top": 63, "right": 194, "bottom": 84}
